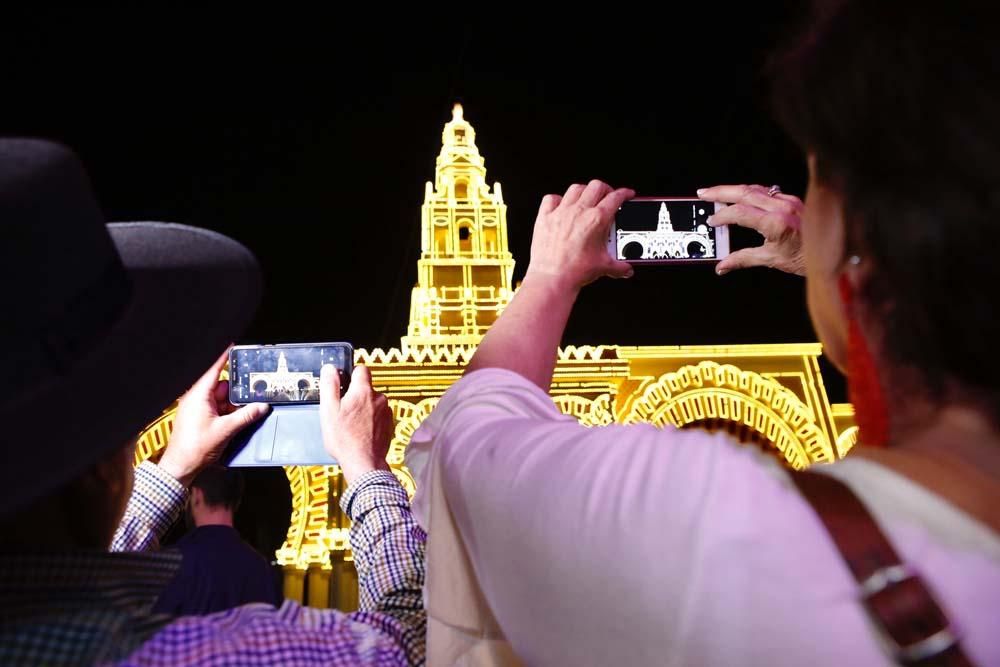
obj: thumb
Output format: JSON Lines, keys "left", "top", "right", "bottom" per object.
{"left": 191, "top": 347, "right": 232, "bottom": 396}
{"left": 319, "top": 364, "right": 342, "bottom": 443}
{"left": 715, "top": 247, "right": 770, "bottom": 276}
{"left": 606, "top": 258, "right": 635, "bottom": 280}
{"left": 216, "top": 402, "right": 270, "bottom": 441}
{"left": 320, "top": 364, "right": 342, "bottom": 411}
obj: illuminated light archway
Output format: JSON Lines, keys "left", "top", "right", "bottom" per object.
{"left": 277, "top": 465, "right": 344, "bottom": 570}
{"left": 389, "top": 398, "right": 439, "bottom": 473}
{"left": 134, "top": 409, "right": 174, "bottom": 466}
{"left": 623, "top": 361, "right": 835, "bottom": 469}
{"left": 275, "top": 392, "right": 620, "bottom": 573}
{"left": 552, "top": 394, "right": 615, "bottom": 427}
{"left": 274, "top": 398, "right": 430, "bottom": 571}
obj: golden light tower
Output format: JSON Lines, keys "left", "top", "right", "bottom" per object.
{"left": 403, "top": 103, "right": 515, "bottom": 348}
{"left": 135, "top": 106, "right": 858, "bottom": 610}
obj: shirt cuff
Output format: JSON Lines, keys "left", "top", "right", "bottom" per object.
{"left": 134, "top": 460, "right": 189, "bottom": 535}
{"left": 339, "top": 469, "right": 408, "bottom": 521}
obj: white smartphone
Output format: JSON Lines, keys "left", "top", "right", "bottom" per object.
{"left": 607, "top": 197, "right": 729, "bottom": 264}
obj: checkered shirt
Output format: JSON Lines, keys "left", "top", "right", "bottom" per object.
{"left": 0, "top": 462, "right": 426, "bottom": 666}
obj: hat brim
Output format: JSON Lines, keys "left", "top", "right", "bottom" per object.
{"left": 2, "top": 222, "right": 261, "bottom": 514}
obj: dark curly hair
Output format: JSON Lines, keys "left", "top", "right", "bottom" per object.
{"left": 771, "top": 0, "right": 1000, "bottom": 419}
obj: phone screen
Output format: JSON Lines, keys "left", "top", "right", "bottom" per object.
{"left": 229, "top": 343, "right": 353, "bottom": 405}
{"left": 612, "top": 198, "right": 725, "bottom": 262}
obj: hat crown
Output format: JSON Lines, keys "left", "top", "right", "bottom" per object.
{"left": 1, "top": 139, "right": 125, "bottom": 321}
{"left": 0, "top": 138, "right": 263, "bottom": 518}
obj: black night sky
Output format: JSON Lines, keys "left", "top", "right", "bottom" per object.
{"left": 3, "top": 6, "right": 842, "bottom": 556}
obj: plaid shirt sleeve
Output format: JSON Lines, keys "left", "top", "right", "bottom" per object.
{"left": 341, "top": 469, "right": 427, "bottom": 666}
{"left": 110, "top": 461, "right": 187, "bottom": 553}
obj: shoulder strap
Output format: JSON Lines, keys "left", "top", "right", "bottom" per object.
{"left": 789, "top": 470, "right": 974, "bottom": 666}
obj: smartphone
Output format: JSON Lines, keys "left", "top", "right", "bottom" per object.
{"left": 607, "top": 197, "right": 729, "bottom": 264}
{"left": 228, "top": 342, "right": 354, "bottom": 405}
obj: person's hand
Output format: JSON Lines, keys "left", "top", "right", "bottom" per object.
{"left": 319, "top": 364, "right": 392, "bottom": 486}
{"left": 159, "top": 349, "right": 270, "bottom": 486}
{"left": 524, "top": 180, "right": 635, "bottom": 293}
{"left": 698, "top": 184, "right": 806, "bottom": 276}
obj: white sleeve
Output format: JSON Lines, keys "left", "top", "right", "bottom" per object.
{"left": 405, "top": 368, "right": 575, "bottom": 527}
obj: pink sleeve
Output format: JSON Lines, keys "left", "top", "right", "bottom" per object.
{"left": 407, "top": 368, "right": 789, "bottom": 665}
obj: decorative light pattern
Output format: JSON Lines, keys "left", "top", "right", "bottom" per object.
{"left": 623, "top": 361, "right": 834, "bottom": 469}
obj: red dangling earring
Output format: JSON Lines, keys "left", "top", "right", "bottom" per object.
{"left": 839, "top": 272, "right": 890, "bottom": 447}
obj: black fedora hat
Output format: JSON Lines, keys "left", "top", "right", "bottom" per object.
{"left": 0, "top": 139, "right": 261, "bottom": 515}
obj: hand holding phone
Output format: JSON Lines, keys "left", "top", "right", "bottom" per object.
{"left": 696, "top": 185, "right": 805, "bottom": 276}
{"left": 162, "top": 349, "right": 270, "bottom": 484}
{"left": 318, "top": 364, "right": 393, "bottom": 485}
{"left": 524, "top": 181, "right": 634, "bottom": 291}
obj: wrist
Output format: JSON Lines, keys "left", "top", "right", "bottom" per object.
{"left": 521, "top": 268, "right": 583, "bottom": 300}
{"left": 157, "top": 450, "right": 197, "bottom": 487}
{"left": 338, "top": 457, "right": 390, "bottom": 487}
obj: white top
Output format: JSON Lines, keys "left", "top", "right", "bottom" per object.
{"left": 406, "top": 368, "right": 1000, "bottom": 666}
